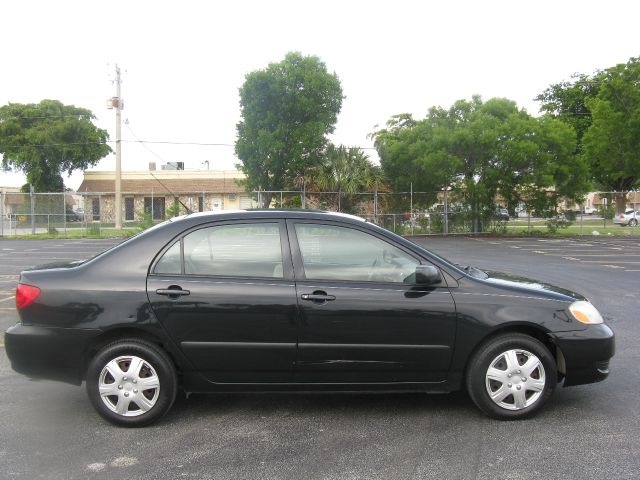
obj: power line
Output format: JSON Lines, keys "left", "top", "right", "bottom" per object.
{"left": 0, "top": 139, "right": 378, "bottom": 150}
{"left": 0, "top": 141, "right": 109, "bottom": 148}
{"left": 0, "top": 114, "right": 98, "bottom": 120}
{"left": 0, "top": 139, "right": 235, "bottom": 148}
{"left": 124, "top": 123, "right": 167, "bottom": 163}
{"left": 123, "top": 139, "right": 235, "bottom": 147}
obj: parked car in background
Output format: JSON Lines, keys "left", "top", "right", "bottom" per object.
{"left": 613, "top": 209, "right": 639, "bottom": 226}
{"left": 495, "top": 208, "right": 510, "bottom": 221}
{"left": 582, "top": 206, "right": 597, "bottom": 215}
{"left": 5, "top": 210, "right": 614, "bottom": 426}
{"left": 66, "top": 209, "right": 84, "bottom": 222}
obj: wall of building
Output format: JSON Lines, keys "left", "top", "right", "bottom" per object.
{"left": 83, "top": 192, "right": 255, "bottom": 223}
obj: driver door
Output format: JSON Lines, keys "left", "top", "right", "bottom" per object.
{"left": 288, "top": 220, "right": 457, "bottom": 384}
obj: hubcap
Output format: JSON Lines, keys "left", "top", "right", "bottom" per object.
{"left": 98, "top": 355, "right": 160, "bottom": 417}
{"left": 485, "top": 349, "right": 546, "bottom": 411}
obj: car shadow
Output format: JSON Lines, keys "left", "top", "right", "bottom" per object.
{"left": 159, "top": 390, "right": 478, "bottom": 425}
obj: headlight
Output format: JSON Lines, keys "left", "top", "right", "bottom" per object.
{"left": 568, "top": 300, "right": 604, "bottom": 325}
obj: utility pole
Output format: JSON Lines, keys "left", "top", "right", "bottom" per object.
{"left": 30, "top": 184, "right": 35, "bottom": 235}
{"left": 111, "top": 65, "right": 123, "bottom": 229}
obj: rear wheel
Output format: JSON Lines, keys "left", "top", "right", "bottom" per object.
{"left": 466, "top": 333, "right": 557, "bottom": 420}
{"left": 86, "top": 339, "right": 177, "bottom": 427}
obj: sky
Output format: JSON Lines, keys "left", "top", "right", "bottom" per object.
{"left": 1, "top": 0, "right": 638, "bottom": 190}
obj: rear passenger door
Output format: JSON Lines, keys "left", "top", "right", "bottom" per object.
{"left": 147, "top": 220, "right": 298, "bottom": 383}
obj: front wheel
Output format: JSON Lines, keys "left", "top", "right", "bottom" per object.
{"left": 86, "top": 339, "right": 178, "bottom": 427}
{"left": 465, "top": 333, "right": 557, "bottom": 420}
{"left": 629, "top": 219, "right": 638, "bottom": 227}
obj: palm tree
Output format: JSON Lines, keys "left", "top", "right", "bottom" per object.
{"left": 314, "top": 145, "right": 386, "bottom": 212}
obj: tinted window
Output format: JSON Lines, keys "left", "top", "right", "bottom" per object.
{"left": 125, "top": 197, "right": 134, "bottom": 221}
{"left": 183, "top": 223, "right": 283, "bottom": 278}
{"left": 295, "top": 224, "right": 419, "bottom": 283}
{"left": 92, "top": 198, "right": 100, "bottom": 221}
{"left": 144, "top": 197, "right": 165, "bottom": 220}
{"left": 155, "top": 241, "right": 181, "bottom": 274}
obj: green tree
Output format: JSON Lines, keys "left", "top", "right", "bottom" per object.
{"left": 535, "top": 73, "right": 601, "bottom": 153}
{"left": 313, "top": 144, "right": 385, "bottom": 212}
{"left": 372, "top": 96, "right": 585, "bottom": 231}
{"left": 582, "top": 57, "right": 640, "bottom": 212}
{"left": 0, "top": 100, "right": 111, "bottom": 191}
{"left": 235, "top": 52, "right": 344, "bottom": 207}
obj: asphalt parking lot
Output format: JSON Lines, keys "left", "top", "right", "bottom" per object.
{"left": 1, "top": 235, "right": 639, "bottom": 479}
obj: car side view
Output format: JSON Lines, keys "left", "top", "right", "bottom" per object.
{"left": 5, "top": 210, "right": 614, "bottom": 427}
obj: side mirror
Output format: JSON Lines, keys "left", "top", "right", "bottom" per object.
{"left": 415, "top": 265, "right": 442, "bottom": 285}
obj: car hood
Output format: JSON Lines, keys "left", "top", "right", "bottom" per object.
{"left": 482, "top": 270, "right": 585, "bottom": 301}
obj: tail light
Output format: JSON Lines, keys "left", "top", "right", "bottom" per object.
{"left": 16, "top": 284, "right": 41, "bottom": 310}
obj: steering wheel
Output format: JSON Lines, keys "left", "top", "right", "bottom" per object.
{"left": 184, "top": 255, "right": 199, "bottom": 275}
{"left": 367, "top": 256, "right": 381, "bottom": 281}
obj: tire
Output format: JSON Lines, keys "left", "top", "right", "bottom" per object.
{"left": 465, "top": 333, "right": 557, "bottom": 420}
{"left": 86, "top": 339, "right": 178, "bottom": 427}
{"left": 629, "top": 219, "right": 638, "bottom": 227}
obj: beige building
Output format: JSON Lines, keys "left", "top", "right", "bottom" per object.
{"left": 590, "top": 191, "right": 640, "bottom": 210}
{"left": 77, "top": 169, "right": 254, "bottom": 223}
{"left": 1, "top": 186, "right": 23, "bottom": 217}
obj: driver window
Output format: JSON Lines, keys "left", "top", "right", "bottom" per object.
{"left": 295, "top": 224, "right": 419, "bottom": 283}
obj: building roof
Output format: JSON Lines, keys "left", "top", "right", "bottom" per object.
{"left": 77, "top": 170, "right": 246, "bottom": 194}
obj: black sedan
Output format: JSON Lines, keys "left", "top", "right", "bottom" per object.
{"left": 5, "top": 210, "right": 614, "bottom": 427}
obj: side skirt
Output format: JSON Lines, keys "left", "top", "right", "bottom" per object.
{"left": 181, "top": 372, "right": 453, "bottom": 394}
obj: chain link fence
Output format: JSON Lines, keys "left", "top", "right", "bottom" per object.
{"left": 1, "top": 189, "right": 638, "bottom": 236}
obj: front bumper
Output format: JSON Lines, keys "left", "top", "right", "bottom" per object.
{"left": 5, "top": 324, "right": 101, "bottom": 385}
{"left": 551, "top": 324, "right": 615, "bottom": 387}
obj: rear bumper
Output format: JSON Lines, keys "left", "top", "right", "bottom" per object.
{"left": 4, "top": 324, "right": 101, "bottom": 385}
{"left": 552, "top": 324, "right": 615, "bottom": 387}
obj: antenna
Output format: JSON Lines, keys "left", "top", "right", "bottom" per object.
{"left": 123, "top": 120, "right": 192, "bottom": 215}
{"left": 147, "top": 170, "right": 193, "bottom": 215}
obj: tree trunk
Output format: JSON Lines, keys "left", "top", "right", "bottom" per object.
{"left": 262, "top": 192, "right": 273, "bottom": 209}
{"left": 615, "top": 191, "right": 628, "bottom": 214}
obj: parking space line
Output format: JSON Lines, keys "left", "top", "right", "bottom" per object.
{"left": 537, "top": 253, "right": 640, "bottom": 257}
{"left": 0, "top": 296, "right": 15, "bottom": 303}
{"left": 0, "top": 307, "right": 15, "bottom": 311}
{"left": 516, "top": 247, "right": 626, "bottom": 251}
{"left": 580, "top": 260, "right": 640, "bottom": 264}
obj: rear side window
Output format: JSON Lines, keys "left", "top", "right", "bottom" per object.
{"left": 154, "top": 241, "right": 181, "bottom": 274}
{"left": 177, "top": 223, "right": 284, "bottom": 278}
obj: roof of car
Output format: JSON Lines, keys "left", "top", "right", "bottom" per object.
{"left": 172, "top": 209, "right": 367, "bottom": 223}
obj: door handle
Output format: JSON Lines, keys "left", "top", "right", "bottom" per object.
{"left": 301, "top": 293, "right": 336, "bottom": 302}
{"left": 156, "top": 288, "right": 190, "bottom": 297}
